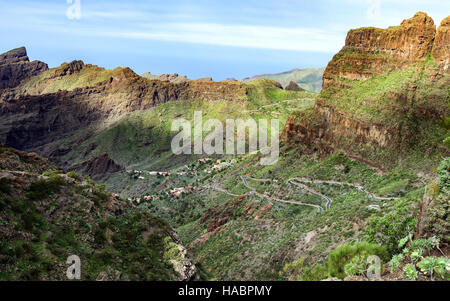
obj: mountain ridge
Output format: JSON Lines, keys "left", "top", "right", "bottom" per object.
{"left": 242, "top": 67, "right": 325, "bottom": 93}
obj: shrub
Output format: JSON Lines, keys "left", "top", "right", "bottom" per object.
{"left": 403, "top": 264, "right": 418, "bottom": 280}
{"left": 417, "top": 256, "right": 450, "bottom": 280}
{"left": 300, "top": 263, "right": 328, "bottom": 281}
{"left": 444, "top": 136, "right": 450, "bottom": 149}
{"left": 408, "top": 236, "right": 440, "bottom": 253}
{"left": 92, "top": 184, "right": 109, "bottom": 203}
{"left": 389, "top": 253, "right": 404, "bottom": 272}
{"left": 423, "top": 194, "right": 450, "bottom": 242}
{"left": 327, "top": 242, "right": 388, "bottom": 279}
{"left": 27, "top": 175, "right": 65, "bottom": 200}
{"left": 41, "top": 170, "right": 64, "bottom": 177}
{"left": 366, "top": 209, "right": 417, "bottom": 255}
{"left": 0, "top": 178, "right": 12, "bottom": 194}
{"left": 66, "top": 171, "right": 80, "bottom": 181}
{"left": 438, "top": 157, "right": 450, "bottom": 192}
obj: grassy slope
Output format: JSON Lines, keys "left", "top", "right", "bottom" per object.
{"left": 14, "top": 63, "right": 130, "bottom": 95}
{"left": 0, "top": 148, "right": 193, "bottom": 281}
{"left": 321, "top": 57, "right": 449, "bottom": 125}
{"left": 153, "top": 149, "right": 424, "bottom": 280}
{"left": 44, "top": 79, "right": 316, "bottom": 196}
{"left": 315, "top": 57, "right": 450, "bottom": 173}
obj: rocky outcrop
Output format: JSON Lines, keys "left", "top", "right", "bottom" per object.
{"left": 433, "top": 16, "right": 450, "bottom": 69}
{"left": 50, "top": 60, "right": 85, "bottom": 78}
{"left": 285, "top": 80, "right": 304, "bottom": 91}
{"left": 0, "top": 61, "right": 248, "bottom": 158}
{"left": 322, "top": 12, "right": 436, "bottom": 90}
{"left": 0, "top": 47, "right": 48, "bottom": 89}
{"left": 282, "top": 12, "right": 450, "bottom": 167}
{"left": 282, "top": 105, "right": 397, "bottom": 156}
{"left": 71, "top": 154, "right": 124, "bottom": 180}
{"left": 0, "top": 147, "right": 57, "bottom": 174}
{"left": 141, "top": 72, "right": 189, "bottom": 83}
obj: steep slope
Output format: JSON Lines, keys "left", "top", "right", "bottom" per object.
{"left": 0, "top": 55, "right": 247, "bottom": 162}
{"left": 282, "top": 12, "right": 450, "bottom": 173}
{"left": 157, "top": 12, "right": 449, "bottom": 281}
{"left": 242, "top": 67, "right": 325, "bottom": 93}
{"left": 322, "top": 12, "right": 436, "bottom": 90}
{"left": 0, "top": 146, "right": 198, "bottom": 281}
{"left": 0, "top": 52, "right": 315, "bottom": 182}
{"left": 0, "top": 47, "right": 48, "bottom": 89}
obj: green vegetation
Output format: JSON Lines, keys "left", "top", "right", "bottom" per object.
{"left": 0, "top": 164, "right": 189, "bottom": 280}
{"left": 0, "top": 178, "right": 12, "bottom": 195}
{"left": 26, "top": 174, "right": 65, "bottom": 200}
{"left": 16, "top": 63, "right": 132, "bottom": 95}
{"left": 438, "top": 157, "right": 450, "bottom": 192}
{"left": 328, "top": 242, "right": 388, "bottom": 279}
{"left": 366, "top": 203, "right": 417, "bottom": 255}
{"left": 390, "top": 236, "right": 449, "bottom": 281}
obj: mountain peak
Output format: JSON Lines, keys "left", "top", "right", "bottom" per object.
{"left": 0, "top": 46, "right": 29, "bottom": 65}
{"left": 0, "top": 47, "right": 48, "bottom": 89}
{"left": 323, "top": 12, "right": 439, "bottom": 90}
{"left": 401, "top": 11, "right": 435, "bottom": 27}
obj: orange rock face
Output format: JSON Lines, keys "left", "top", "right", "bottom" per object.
{"left": 433, "top": 16, "right": 450, "bottom": 69}
{"left": 282, "top": 12, "right": 450, "bottom": 168}
{"left": 322, "top": 12, "right": 437, "bottom": 90}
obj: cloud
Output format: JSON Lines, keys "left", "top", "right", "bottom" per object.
{"left": 0, "top": 0, "right": 349, "bottom": 53}
{"left": 70, "top": 22, "right": 344, "bottom": 52}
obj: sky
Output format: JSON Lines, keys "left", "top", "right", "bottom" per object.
{"left": 0, "top": 0, "right": 448, "bottom": 80}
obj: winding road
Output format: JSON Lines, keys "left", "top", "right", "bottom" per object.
{"left": 288, "top": 179, "right": 333, "bottom": 210}
{"left": 204, "top": 173, "right": 397, "bottom": 214}
{"left": 241, "top": 176, "right": 324, "bottom": 212}
{"left": 291, "top": 177, "right": 399, "bottom": 201}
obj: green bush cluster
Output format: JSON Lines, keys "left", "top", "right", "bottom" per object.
{"left": 366, "top": 207, "right": 417, "bottom": 255}
{"left": 390, "top": 236, "right": 449, "bottom": 280}
{"left": 438, "top": 157, "right": 450, "bottom": 192}
{"left": 66, "top": 171, "right": 80, "bottom": 181}
{"left": 327, "top": 242, "right": 388, "bottom": 279}
{"left": 27, "top": 175, "right": 65, "bottom": 200}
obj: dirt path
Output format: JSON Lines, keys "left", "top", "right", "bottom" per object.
{"left": 292, "top": 177, "right": 399, "bottom": 201}
{"left": 205, "top": 173, "right": 397, "bottom": 213}
{"left": 346, "top": 153, "right": 388, "bottom": 174}
{"left": 241, "top": 176, "right": 324, "bottom": 212}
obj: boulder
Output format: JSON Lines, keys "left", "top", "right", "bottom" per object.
{"left": 285, "top": 80, "right": 304, "bottom": 91}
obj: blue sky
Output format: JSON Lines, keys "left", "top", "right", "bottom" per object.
{"left": 0, "top": 0, "right": 448, "bottom": 80}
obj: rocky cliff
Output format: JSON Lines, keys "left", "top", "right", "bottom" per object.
{"left": 0, "top": 51, "right": 250, "bottom": 163}
{"left": 322, "top": 12, "right": 437, "bottom": 90}
{"left": 432, "top": 16, "right": 450, "bottom": 69}
{"left": 283, "top": 12, "right": 450, "bottom": 170}
{"left": 0, "top": 47, "right": 48, "bottom": 89}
